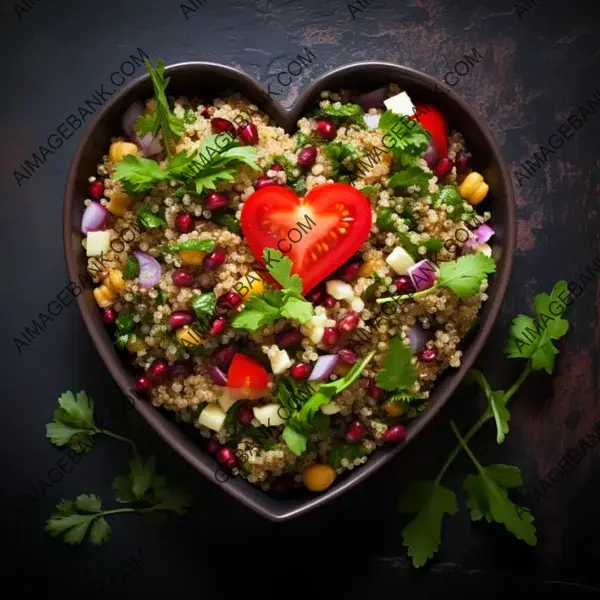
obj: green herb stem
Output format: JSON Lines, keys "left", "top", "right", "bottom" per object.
{"left": 434, "top": 362, "right": 533, "bottom": 484}
{"left": 98, "top": 429, "right": 137, "bottom": 454}
{"left": 376, "top": 285, "right": 439, "bottom": 304}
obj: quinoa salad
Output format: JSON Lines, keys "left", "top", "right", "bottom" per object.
{"left": 81, "top": 60, "right": 496, "bottom": 494}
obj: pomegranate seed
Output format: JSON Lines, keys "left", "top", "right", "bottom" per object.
{"left": 213, "top": 344, "right": 237, "bottom": 370}
{"left": 209, "top": 317, "right": 227, "bottom": 336}
{"left": 270, "top": 474, "right": 295, "bottom": 494}
{"left": 322, "top": 327, "right": 340, "bottom": 347}
{"left": 88, "top": 179, "right": 104, "bottom": 200}
{"left": 339, "top": 311, "right": 359, "bottom": 333}
{"left": 238, "top": 404, "right": 254, "bottom": 425}
{"left": 418, "top": 347, "right": 438, "bottom": 362}
{"left": 270, "top": 162, "right": 283, "bottom": 172}
{"left": 345, "top": 420, "right": 366, "bottom": 443}
{"left": 238, "top": 122, "right": 259, "bottom": 145}
{"left": 394, "top": 276, "right": 415, "bottom": 294}
{"left": 290, "top": 363, "right": 312, "bottom": 380}
{"left": 315, "top": 119, "right": 337, "bottom": 140}
{"left": 201, "top": 104, "right": 214, "bottom": 118}
{"left": 103, "top": 307, "right": 116, "bottom": 324}
{"left": 434, "top": 158, "right": 453, "bottom": 179}
{"left": 171, "top": 362, "right": 193, "bottom": 378}
{"left": 217, "top": 291, "right": 242, "bottom": 311}
{"left": 135, "top": 374, "right": 152, "bottom": 392}
{"left": 455, "top": 151, "right": 472, "bottom": 174}
{"left": 169, "top": 311, "right": 195, "bottom": 329}
{"left": 204, "top": 192, "right": 229, "bottom": 211}
{"left": 297, "top": 146, "right": 317, "bottom": 167}
{"left": 216, "top": 446, "right": 237, "bottom": 468}
{"left": 367, "top": 380, "right": 387, "bottom": 402}
{"left": 211, "top": 117, "right": 236, "bottom": 134}
{"left": 172, "top": 268, "right": 195, "bottom": 287}
{"left": 203, "top": 248, "right": 226, "bottom": 270}
{"left": 382, "top": 424, "right": 406, "bottom": 443}
{"left": 207, "top": 439, "right": 220, "bottom": 454}
{"left": 254, "top": 176, "right": 278, "bottom": 190}
{"left": 322, "top": 294, "right": 336, "bottom": 308}
{"left": 275, "top": 328, "right": 303, "bottom": 348}
{"left": 337, "top": 260, "right": 361, "bottom": 283}
{"left": 147, "top": 359, "right": 169, "bottom": 382}
{"left": 306, "top": 286, "right": 325, "bottom": 304}
{"left": 175, "top": 212, "right": 194, "bottom": 233}
{"left": 338, "top": 348, "right": 358, "bottom": 364}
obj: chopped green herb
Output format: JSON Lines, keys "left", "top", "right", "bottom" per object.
{"left": 137, "top": 206, "right": 167, "bottom": 229}
{"left": 323, "top": 141, "right": 364, "bottom": 178}
{"left": 190, "top": 292, "right": 216, "bottom": 329}
{"left": 388, "top": 166, "right": 432, "bottom": 192}
{"left": 313, "top": 102, "right": 367, "bottom": 129}
{"left": 431, "top": 186, "right": 472, "bottom": 222}
{"left": 376, "top": 337, "right": 418, "bottom": 392}
{"left": 183, "top": 108, "right": 197, "bottom": 124}
{"left": 160, "top": 239, "right": 216, "bottom": 253}
{"left": 113, "top": 155, "right": 170, "bottom": 194}
{"left": 329, "top": 444, "right": 367, "bottom": 469}
{"left": 379, "top": 110, "right": 430, "bottom": 165}
{"left": 122, "top": 255, "right": 140, "bottom": 280}
{"left": 115, "top": 313, "right": 135, "bottom": 334}
{"left": 211, "top": 212, "right": 242, "bottom": 234}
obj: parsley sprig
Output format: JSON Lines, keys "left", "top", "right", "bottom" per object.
{"left": 45, "top": 391, "right": 192, "bottom": 546}
{"left": 398, "top": 281, "right": 569, "bottom": 567}
{"left": 312, "top": 102, "right": 367, "bottom": 129}
{"left": 378, "top": 110, "right": 430, "bottom": 166}
{"left": 231, "top": 249, "right": 314, "bottom": 331}
{"left": 377, "top": 253, "right": 496, "bottom": 304}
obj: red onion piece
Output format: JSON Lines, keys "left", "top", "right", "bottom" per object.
{"left": 408, "top": 259, "right": 438, "bottom": 292}
{"left": 423, "top": 140, "right": 442, "bottom": 169}
{"left": 133, "top": 251, "right": 162, "bottom": 288}
{"left": 81, "top": 202, "right": 110, "bottom": 234}
{"left": 408, "top": 325, "right": 430, "bottom": 353}
{"left": 206, "top": 365, "right": 228, "bottom": 386}
{"left": 357, "top": 86, "right": 389, "bottom": 110}
{"left": 474, "top": 224, "right": 494, "bottom": 244}
{"left": 122, "top": 101, "right": 144, "bottom": 137}
{"left": 308, "top": 354, "right": 339, "bottom": 382}
{"left": 364, "top": 114, "right": 381, "bottom": 130}
{"left": 136, "top": 133, "right": 163, "bottom": 157}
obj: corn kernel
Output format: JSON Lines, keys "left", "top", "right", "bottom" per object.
{"left": 126, "top": 336, "right": 147, "bottom": 353}
{"left": 176, "top": 325, "right": 203, "bottom": 348}
{"left": 467, "top": 182, "right": 489, "bottom": 206}
{"left": 179, "top": 250, "right": 206, "bottom": 265}
{"left": 232, "top": 271, "right": 264, "bottom": 301}
{"left": 302, "top": 464, "right": 336, "bottom": 492}
{"left": 106, "top": 269, "right": 125, "bottom": 293}
{"left": 358, "top": 257, "right": 386, "bottom": 279}
{"left": 383, "top": 401, "right": 405, "bottom": 417}
{"left": 93, "top": 284, "right": 116, "bottom": 308}
{"left": 109, "top": 141, "right": 138, "bottom": 163}
{"left": 106, "top": 188, "right": 132, "bottom": 217}
{"left": 458, "top": 171, "right": 489, "bottom": 205}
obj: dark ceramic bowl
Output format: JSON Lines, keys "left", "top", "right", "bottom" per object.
{"left": 63, "top": 61, "right": 516, "bottom": 521}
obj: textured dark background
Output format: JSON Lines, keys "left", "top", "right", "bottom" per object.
{"left": 2, "top": 0, "right": 600, "bottom": 596}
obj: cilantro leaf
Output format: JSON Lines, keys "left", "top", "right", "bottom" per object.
{"left": 388, "top": 166, "right": 432, "bottom": 192}
{"left": 190, "top": 292, "right": 216, "bottom": 329}
{"left": 376, "top": 337, "right": 418, "bottom": 392}
{"left": 505, "top": 280, "right": 569, "bottom": 374}
{"left": 231, "top": 295, "right": 281, "bottom": 331}
{"left": 438, "top": 253, "right": 496, "bottom": 298}
{"left": 280, "top": 296, "right": 313, "bottom": 323}
{"left": 134, "top": 59, "right": 185, "bottom": 155}
{"left": 123, "top": 254, "right": 140, "bottom": 280}
{"left": 150, "top": 477, "right": 193, "bottom": 514}
{"left": 46, "top": 391, "right": 99, "bottom": 454}
{"left": 431, "top": 185, "right": 473, "bottom": 222}
{"left": 263, "top": 248, "right": 303, "bottom": 293}
{"left": 452, "top": 423, "right": 537, "bottom": 546}
{"left": 165, "top": 149, "right": 200, "bottom": 178}
{"left": 323, "top": 141, "right": 364, "bottom": 178}
{"left": 75, "top": 493, "right": 102, "bottom": 513}
{"left": 115, "top": 312, "right": 135, "bottom": 334}
{"left": 470, "top": 369, "right": 509, "bottom": 444}
{"left": 313, "top": 103, "right": 367, "bottom": 128}
{"left": 379, "top": 110, "right": 430, "bottom": 164}
{"left": 89, "top": 518, "right": 112, "bottom": 545}
{"left": 137, "top": 206, "right": 167, "bottom": 229}
{"left": 130, "top": 455, "right": 156, "bottom": 500}
{"left": 113, "top": 154, "right": 170, "bottom": 193}
{"left": 282, "top": 423, "right": 308, "bottom": 455}
{"left": 329, "top": 444, "right": 367, "bottom": 469}
{"left": 398, "top": 481, "right": 458, "bottom": 568}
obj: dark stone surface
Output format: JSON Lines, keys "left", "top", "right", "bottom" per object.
{"left": 1, "top": 0, "right": 600, "bottom": 596}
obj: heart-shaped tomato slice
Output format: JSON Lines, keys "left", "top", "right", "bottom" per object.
{"left": 241, "top": 183, "right": 372, "bottom": 294}
{"left": 413, "top": 103, "right": 448, "bottom": 159}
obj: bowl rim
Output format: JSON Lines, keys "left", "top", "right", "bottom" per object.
{"left": 63, "top": 60, "right": 516, "bottom": 522}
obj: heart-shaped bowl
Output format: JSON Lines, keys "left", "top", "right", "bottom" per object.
{"left": 64, "top": 61, "right": 516, "bottom": 521}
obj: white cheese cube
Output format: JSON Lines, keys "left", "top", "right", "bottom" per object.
{"left": 253, "top": 403, "right": 287, "bottom": 427}
{"left": 197, "top": 403, "right": 226, "bottom": 432}
{"left": 86, "top": 230, "right": 112, "bottom": 257}
{"left": 364, "top": 114, "right": 381, "bottom": 129}
{"left": 268, "top": 348, "right": 292, "bottom": 375}
{"left": 320, "top": 402, "right": 341, "bottom": 415}
{"left": 383, "top": 91, "right": 416, "bottom": 117}
{"left": 386, "top": 246, "right": 416, "bottom": 275}
{"left": 326, "top": 280, "right": 354, "bottom": 300}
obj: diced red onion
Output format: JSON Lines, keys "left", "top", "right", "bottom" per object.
{"left": 206, "top": 365, "right": 228, "bottom": 386}
{"left": 474, "top": 224, "right": 494, "bottom": 244}
{"left": 463, "top": 237, "right": 478, "bottom": 254}
{"left": 134, "top": 251, "right": 162, "bottom": 288}
{"left": 81, "top": 201, "right": 110, "bottom": 234}
{"left": 135, "top": 133, "right": 163, "bottom": 157}
{"left": 364, "top": 114, "right": 381, "bottom": 130}
{"left": 122, "top": 101, "right": 144, "bottom": 137}
{"left": 357, "top": 86, "right": 389, "bottom": 110}
{"left": 408, "top": 259, "right": 438, "bottom": 292}
{"left": 423, "top": 140, "right": 442, "bottom": 169}
{"left": 408, "top": 325, "right": 430, "bottom": 353}
{"left": 308, "top": 354, "right": 339, "bottom": 382}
